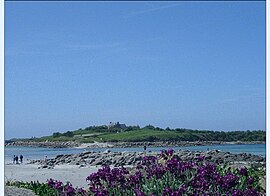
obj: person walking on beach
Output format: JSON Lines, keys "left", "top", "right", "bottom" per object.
{"left": 15, "top": 156, "right": 19, "bottom": 164}
{"left": 144, "top": 145, "right": 147, "bottom": 155}
{"left": 44, "top": 155, "right": 48, "bottom": 165}
{"left": 20, "top": 155, "right": 23, "bottom": 163}
{"left": 13, "top": 155, "right": 15, "bottom": 164}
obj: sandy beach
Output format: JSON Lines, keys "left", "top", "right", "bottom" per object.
{"left": 4, "top": 147, "right": 265, "bottom": 195}
{"left": 5, "top": 163, "right": 100, "bottom": 188}
{"left": 75, "top": 142, "right": 114, "bottom": 149}
{"left": 4, "top": 149, "right": 266, "bottom": 195}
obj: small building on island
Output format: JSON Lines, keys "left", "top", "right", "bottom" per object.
{"left": 108, "top": 121, "right": 127, "bottom": 130}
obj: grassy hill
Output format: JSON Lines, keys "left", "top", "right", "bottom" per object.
{"left": 15, "top": 125, "right": 266, "bottom": 143}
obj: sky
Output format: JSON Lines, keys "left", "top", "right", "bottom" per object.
{"left": 5, "top": 2, "right": 265, "bottom": 139}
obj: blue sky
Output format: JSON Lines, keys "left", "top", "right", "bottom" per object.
{"left": 5, "top": 2, "right": 265, "bottom": 139}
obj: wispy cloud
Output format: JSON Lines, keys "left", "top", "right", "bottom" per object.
{"left": 126, "top": 3, "right": 181, "bottom": 17}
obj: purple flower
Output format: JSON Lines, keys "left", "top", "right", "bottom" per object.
{"left": 142, "top": 156, "right": 157, "bottom": 166}
{"left": 77, "top": 187, "right": 86, "bottom": 195}
{"left": 167, "top": 149, "right": 174, "bottom": 156}
{"left": 161, "top": 149, "right": 174, "bottom": 158}
{"left": 47, "top": 178, "right": 55, "bottom": 187}
{"left": 238, "top": 167, "right": 248, "bottom": 176}
{"left": 247, "top": 177, "right": 254, "bottom": 185}
{"left": 162, "top": 187, "right": 173, "bottom": 195}
{"left": 232, "top": 189, "right": 244, "bottom": 196}
{"left": 129, "top": 171, "right": 143, "bottom": 187}
{"left": 243, "top": 187, "right": 261, "bottom": 196}
{"left": 179, "top": 184, "right": 187, "bottom": 193}
{"left": 221, "top": 173, "right": 239, "bottom": 189}
{"left": 197, "top": 156, "right": 205, "bottom": 162}
{"left": 96, "top": 188, "right": 109, "bottom": 196}
{"left": 171, "top": 190, "right": 183, "bottom": 196}
{"left": 53, "top": 181, "right": 63, "bottom": 190}
{"left": 66, "top": 186, "right": 74, "bottom": 193}
{"left": 134, "top": 188, "right": 145, "bottom": 196}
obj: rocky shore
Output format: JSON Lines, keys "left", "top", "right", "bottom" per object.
{"left": 5, "top": 141, "right": 80, "bottom": 148}
{"left": 28, "top": 150, "right": 265, "bottom": 169}
{"left": 107, "top": 141, "right": 265, "bottom": 148}
{"left": 5, "top": 140, "right": 265, "bottom": 148}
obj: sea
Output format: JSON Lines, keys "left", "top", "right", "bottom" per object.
{"left": 4, "top": 144, "right": 266, "bottom": 164}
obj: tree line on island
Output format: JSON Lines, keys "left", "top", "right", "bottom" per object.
{"left": 42, "top": 124, "right": 266, "bottom": 143}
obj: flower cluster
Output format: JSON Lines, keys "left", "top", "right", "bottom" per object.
{"left": 47, "top": 178, "right": 86, "bottom": 195}
{"left": 141, "top": 156, "right": 158, "bottom": 165}
{"left": 129, "top": 171, "right": 143, "bottom": 188}
{"left": 86, "top": 165, "right": 132, "bottom": 195}
{"left": 46, "top": 149, "right": 263, "bottom": 196}
{"left": 161, "top": 149, "right": 174, "bottom": 159}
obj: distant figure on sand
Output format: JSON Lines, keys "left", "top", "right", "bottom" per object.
{"left": 15, "top": 156, "right": 19, "bottom": 164}
{"left": 44, "top": 155, "right": 48, "bottom": 165}
{"left": 144, "top": 145, "right": 147, "bottom": 154}
{"left": 20, "top": 155, "right": 23, "bottom": 163}
{"left": 13, "top": 155, "right": 15, "bottom": 164}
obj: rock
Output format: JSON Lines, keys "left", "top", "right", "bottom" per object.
{"left": 5, "top": 186, "right": 37, "bottom": 196}
{"left": 26, "top": 149, "right": 265, "bottom": 170}
{"left": 205, "top": 155, "right": 212, "bottom": 160}
{"left": 55, "top": 154, "right": 64, "bottom": 159}
{"left": 103, "top": 149, "right": 111, "bottom": 153}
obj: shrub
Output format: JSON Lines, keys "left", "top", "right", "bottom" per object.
{"left": 63, "top": 131, "right": 74, "bottom": 138}
{"left": 52, "top": 132, "right": 61, "bottom": 138}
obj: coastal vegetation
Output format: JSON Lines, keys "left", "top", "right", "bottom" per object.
{"left": 7, "top": 125, "right": 265, "bottom": 144}
{"left": 6, "top": 149, "right": 265, "bottom": 195}
{"left": 5, "top": 181, "right": 58, "bottom": 195}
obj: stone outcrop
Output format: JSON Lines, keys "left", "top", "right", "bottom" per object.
{"left": 5, "top": 140, "right": 265, "bottom": 148}
{"left": 28, "top": 150, "right": 265, "bottom": 169}
{"left": 5, "top": 141, "right": 79, "bottom": 148}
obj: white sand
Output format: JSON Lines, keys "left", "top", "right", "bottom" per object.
{"left": 75, "top": 142, "right": 113, "bottom": 148}
{"left": 5, "top": 163, "right": 100, "bottom": 188}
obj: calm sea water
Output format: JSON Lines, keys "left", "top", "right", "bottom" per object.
{"left": 5, "top": 144, "right": 265, "bottom": 163}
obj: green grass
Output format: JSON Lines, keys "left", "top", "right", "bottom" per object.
{"left": 9, "top": 126, "right": 265, "bottom": 143}
{"left": 98, "top": 129, "right": 176, "bottom": 142}
{"left": 96, "top": 129, "right": 210, "bottom": 142}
